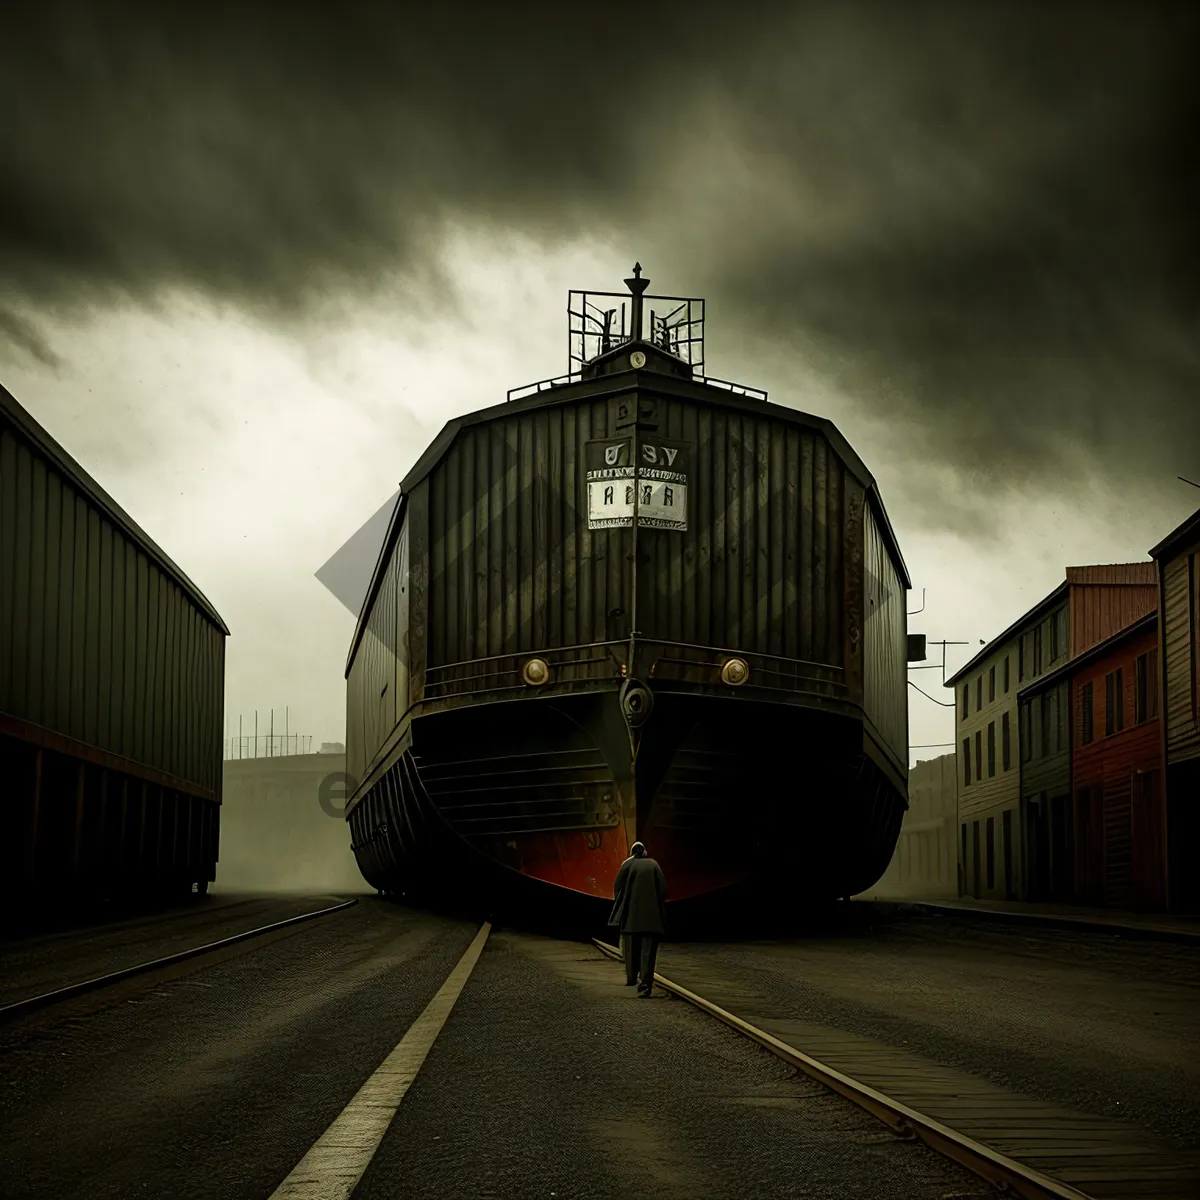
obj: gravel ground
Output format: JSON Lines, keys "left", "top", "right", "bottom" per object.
{"left": 355, "top": 930, "right": 989, "bottom": 1200}
{"left": 658, "top": 910, "right": 1200, "bottom": 1151}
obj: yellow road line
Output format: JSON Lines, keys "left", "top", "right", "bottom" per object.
{"left": 270, "top": 922, "right": 491, "bottom": 1200}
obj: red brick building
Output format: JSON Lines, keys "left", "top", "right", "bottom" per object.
{"left": 1066, "top": 614, "right": 1165, "bottom": 908}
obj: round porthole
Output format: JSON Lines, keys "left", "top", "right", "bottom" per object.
{"left": 522, "top": 658, "right": 550, "bottom": 686}
{"left": 630, "top": 350, "right": 647, "bottom": 369}
{"left": 720, "top": 657, "right": 750, "bottom": 687}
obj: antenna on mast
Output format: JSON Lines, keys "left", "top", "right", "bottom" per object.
{"left": 624, "top": 262, "right": 650, "bottom": 341}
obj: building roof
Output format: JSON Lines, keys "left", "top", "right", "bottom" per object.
{"left": 1065, "top": 562, "right": 1156, "bottom": 586}
{"left": 944, "top": 581, "right": 1068, "bottom": 688}
{"left": 944, "top": 561, "right": 1160, "bottom": 690}
{"left": 1150, "top": 505, "right": 1200, "bottom": 562}
{"left": 1019, "top": 611, "right": 1157, "bottom": 697}
{"left": 0, "top": 380, "right": 230, "bottom": 634}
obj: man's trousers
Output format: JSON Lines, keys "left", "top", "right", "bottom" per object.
{"left": 623, "top": 932, "right": 660, "bottom": 989}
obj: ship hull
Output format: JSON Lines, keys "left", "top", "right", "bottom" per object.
{"left": 348, "top": 689, "right": 905, "bottom": 923}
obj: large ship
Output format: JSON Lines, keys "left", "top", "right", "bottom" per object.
{"left": 343, "top": 268, "right": 914, "bottom": 919}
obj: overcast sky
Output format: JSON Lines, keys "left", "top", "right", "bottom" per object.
{"left": 3, "top": 0, "right": 1198, "bottom": 764}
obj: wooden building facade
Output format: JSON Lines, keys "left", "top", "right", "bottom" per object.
{"left": 1151, "top": 507, "right": 1200, "bottom": 912}
{"left": 1061, "top": 615, "right": 1165, "bottom": 908}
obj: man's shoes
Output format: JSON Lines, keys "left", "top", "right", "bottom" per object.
{"left": 625, "top": 980, "right": 638, "bottom": 986}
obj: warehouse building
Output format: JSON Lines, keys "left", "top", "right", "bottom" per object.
{"left": 947, "top": 564, "right": 1156, "bottom": 902}
{"left": 0, "top": 382, "right": 228, "bottom": 905}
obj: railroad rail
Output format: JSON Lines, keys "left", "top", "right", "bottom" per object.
{"left": 0, "top": 898, "right": 358, "bottom": 1023}
{"left": 592, "top": 937, "right": 1093, "bottom": 1200}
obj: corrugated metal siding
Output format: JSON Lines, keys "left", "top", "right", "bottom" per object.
{"left": 1069, "top": 579, "right": 1158, "bottom": 659}
{"left": 420, "top": 395, "right": 857, "bottom": 669}
{"left": 862, "top": 501, "right": 906, "bottom": 764}
{"left": 346, "top": 515, "right": 409, "bottom": 785}
{"left": 1161, "top": 549, "right": 1200, "bottom": 762}
{"left": 0, "top": 424, "right": 224, "bottom": 795}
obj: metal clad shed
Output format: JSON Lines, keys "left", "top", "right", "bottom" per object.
{"left": 0, "top": 381, "right": 228, "bottom": 897}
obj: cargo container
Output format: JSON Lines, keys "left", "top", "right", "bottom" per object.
{"left": 0, "top": 382, "right": 228, "bottom": 903}
{"left": 343, "top": 269, "right": 913, "bottom": 917}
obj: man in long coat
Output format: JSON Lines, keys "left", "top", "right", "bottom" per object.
{"left": 608, "top": 841, "right": 667, "bottom": 997}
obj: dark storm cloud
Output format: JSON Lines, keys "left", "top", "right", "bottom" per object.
{"left": 3, "top": 0, "right": 1197, "bottom": 520}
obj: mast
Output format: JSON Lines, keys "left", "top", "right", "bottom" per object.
{"left": 624, "top": 264, "right": 648, "bottom": 689}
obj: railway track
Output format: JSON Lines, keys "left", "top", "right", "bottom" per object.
{"left": 593, "top": 936, "right": 1092, "bottom": 1200}
{"left": 0, "top": 897, "right": 358, "bottom": 1024}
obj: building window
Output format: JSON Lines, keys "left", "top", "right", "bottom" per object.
{"left": 962, "top": 738, "right": 971, "bottom": 785}
{"left": 987, "top": 721, "right": 996, "bottom": 776}
{"left": 989, "top": 665, "right": 996, "bottom": 703}
{"left": 1050, "top": 611, "right": 1059, "bottom": 660}
{"left": 1057, "top": 683, "right": 1067, "bottom": 751}
{"left": 1018, "top": 640, "right": 1024, "bottom": 683}
{"left": 1082, "top": 681, "right": 1094, "bottom": 745}
{"left": 977, "top": 675, "right": 983, "bottom": 711}
{"left": 1002, "top": 711, "right": 1011, "bottom": 770}
{"left": 1105, "top": 671, "right": 1115, "bottom": 737}
{"left": 1057, "top": 609, "right": 1068, "bottom": 660}
{"left": 1115, "top": 666, "right": 1124, "bottom": 731}
{"left": 962, "top": 684, "right": 969, "bottom": 721}
{"left": 1136, "top": 650, "right": 1159, "bottom": 723}
{"left": 1033, "top": 626, "right": 1043, "bottom": 676}
{"left": 1004, "top": 655, "right": 1010, "bottom": 694}
{"left": 975, "top": 730, "right": 982, "bottom": 779}
{"left": 1021, "top": 703, "right": 1032, "bottom": 763}
{"left": 986, "top": 817, "right": 995, "bottom": 890}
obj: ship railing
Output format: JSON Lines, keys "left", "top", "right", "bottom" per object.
{"left": 696, "top": 376, "right": 769, "bottom": 402}
{"left": 642, "top": 639, "right": 845, "bottom": 698}
{"left": 423, "top": 640, "right": 627, "bottom": 701}
{"left": 506, "top": 372, "right": 767, "bottom": 403}
{"left": 422, "top": 639, "right": 846, "bottom": 703}
{"left": 506, "top": 374, "right": 576, "bottom": 402}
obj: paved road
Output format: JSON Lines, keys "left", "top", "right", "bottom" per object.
{"left": 660, "top": 908, "right": 1200, "bottom": 1152}
{"left": 0, "top": 899, "right": 987, "bottom": 1200}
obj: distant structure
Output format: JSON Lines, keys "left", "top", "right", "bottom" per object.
{"left": 224, "top": 708, "right": 313, "bottom": 759}
{"left": 868, "top": 753, "right": 956, "bottom": 898}
{"left": 220, "top": 748, "right": 363, "bottom": 893}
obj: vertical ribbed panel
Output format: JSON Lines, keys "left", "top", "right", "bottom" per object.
{"left": 0, "top": 424, "right": 225, "bottom": 795}
{"left": 346, "top": 514, "right": 409, "bottom": 783}
{"left": 419, "top": 396, "right": 852, "bottom": 667}
{"left": 863, "top": 500, "right": 907, "bottom": 763}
